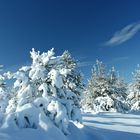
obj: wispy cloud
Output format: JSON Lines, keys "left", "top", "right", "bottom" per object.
{"left": 77, "top": 56, "right": 129, "bottom": 67}
{"left": 104, "top": 21, "right": 140, "bottom": 47}
{"left": 0, "top": 65, "right": 3, "bottom": 72}
{"left": 2, "top": 62, "right": 30, "bottom": 73}
{"left": 77, "top": 61, "right": 93, "bottom": 67}
{"left": 107, "top": 56, "right": 129, "bottom": 64}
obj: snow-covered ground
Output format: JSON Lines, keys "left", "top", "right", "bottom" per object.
{"left": 0, "top": 112, "right": 140, "bottom": 140}
{"left": 83, "top": 112, "right": 140, "bottom": 140}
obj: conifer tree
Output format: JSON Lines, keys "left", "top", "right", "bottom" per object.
{"left": 82, "top": 60, "right": 128, "bottom": 113}
{"left": 127, "top": 65, "right": 140, "bottom": 111}
{"left": 4, "top": 48, "right": 83, "bottom": 134}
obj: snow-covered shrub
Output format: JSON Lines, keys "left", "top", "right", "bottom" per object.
{"left": 4, "top": 48, "right": 83, "bottom": 134}
{"left": 82, "top": 60, "right": 128, "bottom": 113}
{"left": 93, "top": 96, "right": 115, "bottom": 112}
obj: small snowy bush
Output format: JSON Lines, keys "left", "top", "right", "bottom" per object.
{"left": 93, "top": 96, "right": 115, "bottom": 112}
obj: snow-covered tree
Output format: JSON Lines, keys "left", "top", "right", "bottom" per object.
{"left": 108, "top": 67, "right": 128, "bottom": 112}
{"left": 127, "top": 65, "right": 140, "bottom": 112}
{"left": 0, "top": 76, "right": 7, "bottom": 114}
{"left": 3, "top": 48, "right": 83, "bottom": 134}
{"left": 81, "top": 60, "right": 106, "bottom": 109}
{"left": 0, "top": 66, "right": 10, "bottom": 125}
{"left": 82, "top": 60, "right": 128, "bottom": 113}
{"left": 82, "top": 60, "right": 109, "bottom": 111}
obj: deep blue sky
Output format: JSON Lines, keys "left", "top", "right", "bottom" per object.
{"left": 0, "top": 0, "right": 140, "bottom": 82}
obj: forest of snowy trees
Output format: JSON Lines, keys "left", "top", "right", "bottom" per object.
{"left": 0, "top": 49, "right": 140, "bottom": 135}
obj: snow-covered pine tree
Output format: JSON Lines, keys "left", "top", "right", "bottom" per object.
{"left": 108, "top": 67, "right": 128, "bottom": 112}
{"left": 82, "top": 60, "right": 109, "bottom": 111}
{"left": 82, "top": 60, "right": 128, "bottom": 113}
{"left": 127, "top": 64, "right": 140, "bottom": 112}
{"left": 3, "top": 48, "right": 83, "bottom": 134}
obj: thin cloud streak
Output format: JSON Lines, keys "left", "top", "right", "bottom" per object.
{"left": 107, "top": 56, "right": 129, "bottom": 65}
{"left": 104, "top": 22, "right": 140, "bottom": 47}
{"left": 77, "top": 61, "right": 93, "bottom": 67}
{"left": 3, "top": 62, "right": 30, "bottom": 73}
{"left": 78, "top": 57, "right": 129, "bottom": 67}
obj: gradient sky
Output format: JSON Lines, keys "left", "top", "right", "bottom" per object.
{"left": 0, "top": 0, "right": 140, "bottom": 82}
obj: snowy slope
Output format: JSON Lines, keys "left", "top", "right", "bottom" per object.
{"left": 0, "top": 112, "right": 140, "bottom": 140}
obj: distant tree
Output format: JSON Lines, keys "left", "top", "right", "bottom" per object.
{"left": 127, "top": 65, "right": 140, "bottom": 112}
{"left": 108, "top": 67, "right": 128, "bottom": 112}
{"left": 82, "top": 60, "right": 128, "bottom": 113}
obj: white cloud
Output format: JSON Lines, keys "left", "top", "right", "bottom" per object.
{"left": 104, "top": 22, "right": 140, "bottom": 46}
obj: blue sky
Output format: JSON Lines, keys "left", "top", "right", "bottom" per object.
{"left": 0, "top": 0, "right": 140, "bottom": 82}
